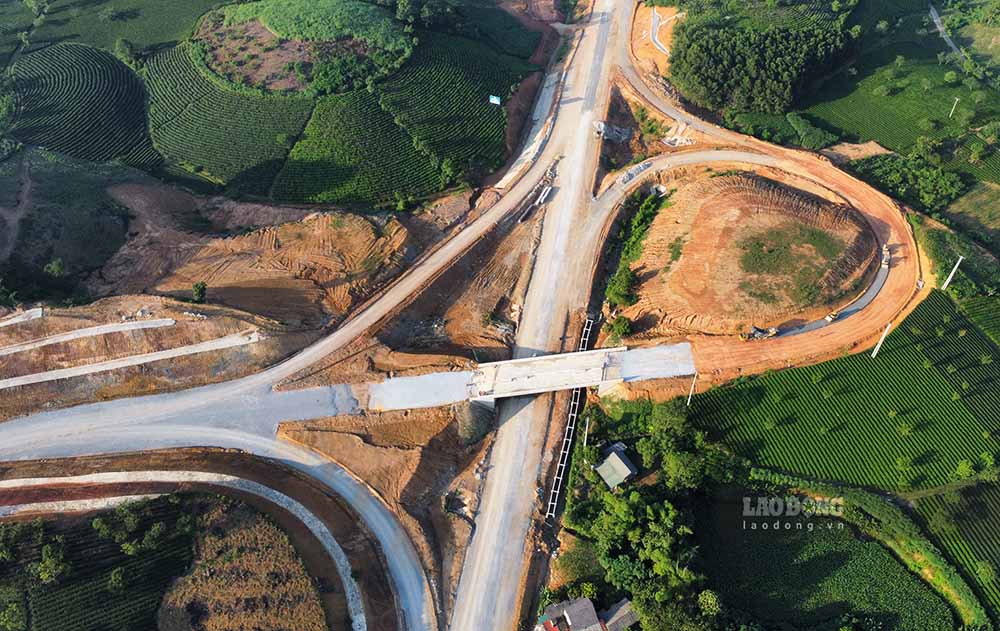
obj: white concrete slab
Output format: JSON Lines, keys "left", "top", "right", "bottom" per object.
{"left": 368, "top": 371, "right": 475, "bottom": 411}
{"left": 620, "top": 343, "right": 696, "bottom": 381}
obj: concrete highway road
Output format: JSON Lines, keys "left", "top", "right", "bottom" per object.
{"left": 0, "top": 1, "right": 923, "bottom": 630}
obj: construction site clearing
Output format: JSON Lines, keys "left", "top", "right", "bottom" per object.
{"left": 0, "top": 296, "right": 308, "bottom": 421}
{"left": 594, "top": 79, "right": 714, "bottom": 196}
{"left": 608, "top": 166, "right": 879, "bottom": 340}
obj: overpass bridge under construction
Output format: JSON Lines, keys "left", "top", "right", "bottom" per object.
{"left": 367, "top": 343, "right": 696, "bottom": 411}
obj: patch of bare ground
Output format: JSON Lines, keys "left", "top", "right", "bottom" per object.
{"left": 820, "top": 141, "right": 893, "bottom": 165}
{"left": 632, "top": 3, "right": 677, "bottom": 76}
{"left": 600, "top": 168, "right": 877, "bottom": 344}
{"left": 0, "top": 295, "right": 314, "bottom": 421}
{"left": 194, "top": 15, "right": 371, "bottom": 94}
{"left": 594, "top": 77, "right": 715, "bottom": 195}
{"left": 279, "top": 402, "right": 492, "bottom": 620}
{"left": 0, "top": 449, "right": 399, "bottom": 631}
{"left": 279, "top": 203, "right": 542, "bottom": 392}
{"left": 95, "top": 182, "right": 413, "bottom": 328}
{"left": 158, "top": 499, "right": 327, "bottom": 631}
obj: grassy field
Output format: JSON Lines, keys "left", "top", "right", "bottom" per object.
{"left": 377, "top": 31, "right": 534, "bottom": 173}
{"left": 0, "top": 149, "right": 136, "bottom": 300}
{"left": 11, "top": 43, "right": 160, "bottom": 168}
{"left": 222, "top": 0, "right": 410, "bottom": 59}
{"left": 29, "top": 0, "right": 222, "bottom": 52}
{"left": 690, "top": 291, "right": 1000, "bottom": 491}
{"left": 271, "top": 90, "right": 440, "bottom": 204}
{"left": 942, "top": 181, "right": 1000, "bottom": 256}
{"left": 916, "top": 483, "right": 1000, "bottom": 619}
{"left": 455, "top": 1, "right": 541, "bottom": 60}
{"left": 0, "top": 0, "right": 33, "bottom": 67}
{"left": 145, "top": 43, "right": 313, "bottom": 194}
{"left": 696, "top": 490, "right": 955, "bottom": 630}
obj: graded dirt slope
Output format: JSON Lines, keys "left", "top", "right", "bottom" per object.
{"left": 280, "top": 402, "right": 492, "bottom": 619}
{"left": 94, "top": 183, "right": 412, "bottom": 328}
{"left": 0, "top": 296, "right": 310, "bottom": 421}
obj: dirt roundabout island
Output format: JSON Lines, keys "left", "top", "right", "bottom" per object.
{"left": 619, "top": 168, "right": 880, "bottom": 336}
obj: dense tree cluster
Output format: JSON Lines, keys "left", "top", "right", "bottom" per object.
{"left": 849, "top": 153, "right": 965, "bottom": 213}
{"left": 563, "top": 401, "right": 743, "bottom": 630}
{"left": 669, "top": 17, "right": 849, "bottom": 114}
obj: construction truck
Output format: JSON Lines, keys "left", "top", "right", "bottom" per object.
{"left": 740, "top": 326, "right": 779, "bottom": 341}
{"left": 881, "top": 243, "right": 891, "bottom": 269}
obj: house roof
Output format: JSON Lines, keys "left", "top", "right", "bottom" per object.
{"left": 599, "top": 599, "right": 639, "bottom": 631}
{"left": 595, "top": 451, "right": 637, "bottom": 489}
{"left": 541, "top": 597, "right": 602, "bottom": 631}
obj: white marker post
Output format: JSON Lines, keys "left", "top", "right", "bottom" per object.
{"left": 941, "top": 256, "right": 965, "bottom": 291}
{"left": 686, "top": 372, "right": 698, "bottom": 407}
{"left": 950, "top": 96, "right": 961, "bottom": 119}
{"left": 871, "top": 322, "right": 892, "bottom": 359}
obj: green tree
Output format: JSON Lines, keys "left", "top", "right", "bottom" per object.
{"left": 191, "top": 281, "right": 207, "bottom": 304}
{"left": 0, "top": 601, "right": 25, "bottom": 631}
{"left": 976, "top": 560, "right": 996, "bottom": 584}
{"left": 944, "top": 70, "right": 959, "bottom": 85}
{"left": 606, "top": 315, "right": 632, "bottom": 338}
{"left": 43, "top": 258, "right": 65, "bottom": 279}
{"left": 30, "top": 538, "right": 69, "bottom": 585}
{"left": 697, "top": 589, "right": 722, "bottom": 617}
{"left": 107, "top": 566, "right": 126, "bottom": 594}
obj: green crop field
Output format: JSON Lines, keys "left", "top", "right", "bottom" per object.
{"left": 272, "top": 90, "right": 440, "bottom": 204}
{"left": 29, "top": 0, "right": 222, "bottom": 52}
{"left": 0, "top": 496, "right": 196, "bottom": 631}
{"left": 455, "top": 2, "right": 542, "bottom": 60}
{"left": 916, "top": 483, "right": 1000, "bottom": 618}
{"left": 803, "top": 43, "right": 1000, "bottom": 159}
{"left": 962, "top": 296, "right": 1000, "bottom": 347}
{"left": 0, "top": 0, "right": 32, "bottom": 67}
{"left": 731, "top": 0, "right": 844, "bottom": 31}
{"left": 690, "top": 291, "right": 1000, "bottom": 490}
{"left": 377, "top": 31, "right": 534, "bottom": 172}
{"left": 696, "top": 492, "right": 955, "bottom": 630}
{"left": 145, "top": 43, "right": 313, "bottom": 194}
{"left": 0, "top": 149, "right": 140, "bottom": 300}
{"left": 11, "top": 43, "right": 160, "bottom": 168}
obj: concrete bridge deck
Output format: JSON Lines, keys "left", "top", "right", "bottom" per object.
{"left": 367, "top": 343, "right": 696, "bottom": 411}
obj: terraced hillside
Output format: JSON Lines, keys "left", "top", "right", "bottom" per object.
{"left": 11, "top": 44, "right": 161, "bottom": 168}
{"left": 377, "top": 32, "right": 534, "bottom": 173}
{"left": 271, "top": 91, "right": 440, "bottom": 204}
{"left": 144, "top": 43, "right": 313, "bottom": 194}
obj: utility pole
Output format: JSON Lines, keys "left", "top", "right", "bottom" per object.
{"left": 941, "top": 256, "right": 965, "bottom": 291}
{"left": 950, "top": 96, "right": 961, "bottom": 119}
{"left": 871, "top": 322, "right": 892, "bottom": 359}
{"left": 686, "top": 372, "right": 698, "bottom": 407}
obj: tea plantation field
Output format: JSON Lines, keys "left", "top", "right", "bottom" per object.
{"left": 28, "top": 0, "right": 223, "bottom": 51}
{"left": 144, "top": 43, "right": 313, "bottom": 194}
{"left": 691, "top": 291, "right": 1000, "bottom": 490}
{"left": 378, "top": 31, "right": 534, "bottom": 173}
{"left": 271, "top": 90, "right": 440, "bottom": 204}
{"left": 10, "top": 43, "right": 160, "bottom": 168}
{"left": 696, "top": 492, "right": 955, "bottom": 630}
{"left": 917, "top": 483, "right": 1000, "bottom": 618}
